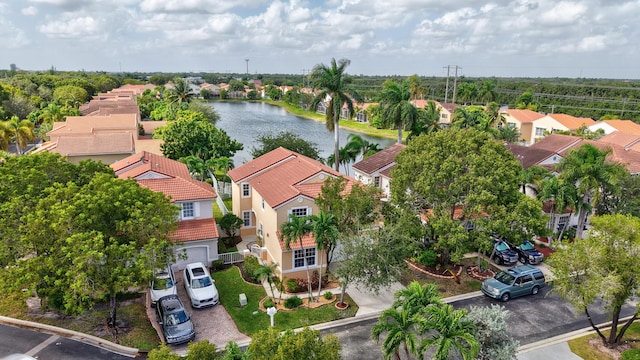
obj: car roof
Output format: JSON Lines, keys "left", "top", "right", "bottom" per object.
{"left": 158, "top": 295, "right": 182, "bottom": 311}
{"left": 506, "top": 265, "right": 540, "bottom": 275}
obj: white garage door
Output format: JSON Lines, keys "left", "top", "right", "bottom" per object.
{"left": 173, "top": 246, "right": 209, "bottom": 271}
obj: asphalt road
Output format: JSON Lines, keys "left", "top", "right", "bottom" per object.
{"left": 324, "top": 285, "right": 638, "bottom": 359}
{"left": 0, "top": 323, "right": 132, "bottom": 360}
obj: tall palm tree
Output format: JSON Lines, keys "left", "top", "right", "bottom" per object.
{"left": 326, "top": 146, "right": 355, "bottom": 175}
{"left": 417, "top": 304, "right": 480, "bottom": 360}
{"left": 393, "top": 281, "right": 442, "bottom": 317}
{"left": 408, "top": 101, "right": 441, "bottom": 141}
{"left": 556, "top": 144, "right": 626, "bottom": 239}
{"left": 452, "top": 107, "right": 482, "bottom": 129}
{"left": 7, "top": 116, "right": 35, "bottom": 154}
{"left": 178, "top": 155, "right": 207, "bottom": 181}
{"left": 37, "top": 102, "right": 64, "bottom": 126}
{"left": 479, "top": 80, "right": 497, "bottom": 104}
{"left": 280, "top": 214, "right": 314, "bottom": 300}
{"left": 372, "top": 307, "right": 420, "bottom": 360}
{"left": 0, "top": 121, "right": 14, "bottom": 151}
{"left": 520, "top": 165, "right": 548, "bottom": 196}
{"left": 254, "top": 262, "right": 280, "bottom": 303}
{"left": 456, "top": 82, "right": 478, "bottom": 105}
{"left": 310, "top": 211, "right": 338, "bottom": 301}
{"left": 537, "top": 175, "right": 578, "bottom": 246}
{"left": 380, "top": 79, "right": 418, "bottom": 144}
{"left": 345, "top": 134, "right": 381, "bottom": 160}
{"left": 310, "top": 58, "right": 361, "bottom": 171}
{"left": 407, "top": 74, "right": 423, "bottom": 101}
{"left": 166, "top": 77, "right": 195, "bottom": 104}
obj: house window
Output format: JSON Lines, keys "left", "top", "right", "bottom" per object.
{"left": 293, "top": 248, "right": 316, "bottom": 268}
{"left": 242, "top": 211, "right": 251, "bottom": 227}
{"left": 556, "top": 215, "right": 570, "bottom": 232}
{"left": 441, "top": 114, "right": 448, "bottom": 119}
{"left": 261, "top": 198, "right": 265, "bottom": 210}
{"left": 374, "top": 176, "right": 381, "bottom": 188}
{"left": 535, "top": 127, "right": 546, "bottom": 137}
{"left": 259, "top": 222, "right": 263, "bottom": 237}
{"left": 290, "top": 207, "right": 308, "bottom": 217}
{"left": 507, "top": 122, "right": 516, "bottom": 128}
{"left": 182, "top": 202, "right": 195, "bottom": 219}
{"left": 242, "top": 183, "right": 250, "bottom": 197}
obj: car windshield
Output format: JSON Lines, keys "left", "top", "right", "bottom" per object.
{"left": 165, "top": 310, "right": 189, "bottom": 326}
{"left": 153, "top": 277, "right": 174, "bottom": 291}
{"left": 495, "top": 271, "right": 515, "bottom": 285}
{"left": 520, "top": 242, "right": 534, "bottom": 251}
{"left": 192, "top": 277, "right": 212, "bottom": 289}
{"left": 495, "top": 242, "right": 509, "bottom": 251}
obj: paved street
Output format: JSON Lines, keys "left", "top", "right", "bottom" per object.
{"left": 0, "top": 323, "right": 132, "bottom": 360}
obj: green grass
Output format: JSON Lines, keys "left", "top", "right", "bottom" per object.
{"left": 568, "top": 321, "right": 640, "bottom": 360}
{"left": 212, "top": 266, "right": 357, "bottom": 336}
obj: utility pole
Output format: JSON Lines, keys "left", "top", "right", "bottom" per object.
{"left": 245, "top": 59, "right": 249, "bottom": 77}
{"left": 452, "top": 65, "right": 461, "bottom": 104}
{"left": 444, "top": 65, "right": 450, "bottom": 103}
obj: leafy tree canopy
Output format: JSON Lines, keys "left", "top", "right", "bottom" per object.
{"left": 247, "top": 328, "right": 341, "bottom": 360}
{"left": 160, "top": 117, "right": 243, "bottom": 161}
{"left": 251, "top": 131, "right": 321, "bottom": 160}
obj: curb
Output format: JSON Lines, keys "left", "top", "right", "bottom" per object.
{"left": 0, "top": 316, "right": 140, "bottom": 358}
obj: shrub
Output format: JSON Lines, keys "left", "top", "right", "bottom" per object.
{"left": 211, "top": 260, "right": 225, "bottom": 271}
{"left": 284, "top": 296, "right": 303, "bottom": 309}
{"left": 479, "top": 258, "right": 489, "bottom": 271}
{"left": 418, "top": 249, "right": 438, "bottom": 267}
{"left": 622, "top": 350, "right": 640, "bottom": 360}
{"left": 219, "top": 213, "right": 243, "bottom": 237}
{"left": 263, "top": 298, "right": 274, "bottom": 308}
{"left": 323, "top": 291, "right": 333, "bottom": 300}
{"left": 285, "top": 278, "right": 299, "bottom": 293}
{"left": 243, "top": 256, "right": 261, "bottom": 282}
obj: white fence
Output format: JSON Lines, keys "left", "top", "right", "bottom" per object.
{"left": 219, "top": 251, "right": 245, "bottom": 264}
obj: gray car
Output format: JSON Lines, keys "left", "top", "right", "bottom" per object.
{"left": 155, "top": 295, "right": 195, "bottom": 345}
{"left": 481, "top": 265, "right": 547, "bottom": 302}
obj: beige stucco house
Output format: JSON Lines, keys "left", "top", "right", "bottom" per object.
{"left": 353, "top": 143, "right": 405, "bottom": 199}
{"left": 529, "top": 113, "right": 595, "bottom": 145}
{"left": 228, "top": 147, "right": 356, "bottom": 280}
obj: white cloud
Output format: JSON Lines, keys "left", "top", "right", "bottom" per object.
{"left": 539, "top": 1, "right": 587, "bottom": 26}
{"left": 38, "top": 16, "right": 104, "bottom": 38}
{"left": 139, "top": 0, "right": 267, "bottom": 14}
{"left": 21, "top": 6, "right": 38, "bottom": 15}
{"left": 0, "top": 18, "right": 30, "bottom": 48}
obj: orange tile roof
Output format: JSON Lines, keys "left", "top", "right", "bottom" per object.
{"left": 170, "top": 218, "right": 219, "bottom": 242}
{"left": 545, "top": 114, "right": 595, "bottom": 130}
{"left": 112, "top": 151, "right": 191, "bottom": 179}
{"left": 600, "top": 120, "right": 640, "bottom": 135}
{"left": 277, "top": 231, "right": 316, "bottom": 250}
{"left": 50, "top": 133, "right": 135, "bottom": 156}
{"left": 48, "top": 114, "right": 138, "bottom": 137}
{"left": 138, "top": 177, "right": 216, "bottom": 201}
{"left": 503, "top": 109, "right": 545, "bottom": 123}
{"left": 353, "top": 143, "right": 405, "bottom": 174}
{"left": 598, "top": 132, "right": 640, "bottom": 149}
{"left": 228, "top": 147, "right": 296, "bottom": 181}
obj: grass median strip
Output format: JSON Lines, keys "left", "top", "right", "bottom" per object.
{"left": 212, "top": 266, "right": 358, "bottom": 336}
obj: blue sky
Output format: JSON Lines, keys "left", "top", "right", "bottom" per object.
{"left": 1, "top": 0, "right": 639, "bottom": 78}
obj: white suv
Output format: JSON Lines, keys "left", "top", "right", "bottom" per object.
{"left": 183, "top": 262, "right": 219, "bottom": 308}
{"left": 150, "top": 265, "right": 177, "bottom": 307}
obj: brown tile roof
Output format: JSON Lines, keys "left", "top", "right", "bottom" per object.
{"left": 505, "top": 143, "right": 555, "bottom": 169}
{"left": 228, "top": 147, "right": 296, "bottom": 181}
{"left": 545, "top": 114, "right": 595, "bottom": 130}
{"left": 561, "top": 140, "right": 640, "bottom": 175}
{"left": 138, "top": 177, "right": 216, "bottom": 201}
{"left": 380, "top": 164, "right": 395, "bottom": 178}
{"left": 48, "top": 114, "right": 138, "bottom": 138}
{"left": 46, "top": 132, "right": 135, "bottom": 156}
{"left": 438, "top": 102, "right": 459, "bottom": 113}
{"left": 277, "top": 231, "right": 316, "bottom": 250}
{"left": 353, "top": 143, "right": 406, "bottom": 174}
{"left": 133, "top": 138, "right": 163, "bottom": 155}
{"left": 599, "top": 120, "right": 640, "bottom": 135}
{"left": 112, "top": 151, "right": 191, "bottom": 179}
{"left": 170, "top": 218, "right": 219, "bottom": 242}
{"left": 530, "top": 134, "right": 583, "bottom": 153}
{"left": 503, "top": 109, "right": 545, "bottom": 123}
{"left": 598, "top": 132, "right": 640, "bottom": 149}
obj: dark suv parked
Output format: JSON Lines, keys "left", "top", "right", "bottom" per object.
{"left": 481, "top": 265, "right": 547, "bottom": 302}
{"left": 507, "top": 240, "right": 544, "bottom": 265}
{"left": 155, "top": 295, "right": 195, "bottom": 345}
{"left": 491, "top": 239, "right": 518, "bottom": 266}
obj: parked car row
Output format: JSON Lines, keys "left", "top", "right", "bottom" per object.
{"left": 151, "top": 262, "right": 219, "bottom": 345}
{"left": 491, "top": 238, "right": 545, "bottom": 266}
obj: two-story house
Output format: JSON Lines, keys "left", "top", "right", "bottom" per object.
{"left": 111, "top": 151, "right": 219, "bottom": 270}
{"left": 228, "top": 147, "right": 356, "bottom": 280}
{"left": 352, "top": 143, "right": 405, "bottom": 200}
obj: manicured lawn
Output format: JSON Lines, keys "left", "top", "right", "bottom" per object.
{"left": 212, "top": 266, "right": 358, "bottom": 336}
{"left": 568, "top": 321, "right": 640, "bottom": 360}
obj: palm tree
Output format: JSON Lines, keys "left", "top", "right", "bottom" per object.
{"left": 310, "top": 58, "right": 361, "bottom": 171}
{"left": 345, "top": 134, "right": 381, "bottom": 161}
{"left": 0, "top": 120, "right": 14, "bottom": 151}
{"left": 280, "top": 214, "right": 314, "bottom": 300}
{"left": 537, "top": 175, "right": 578, "bottom": 246}
{"left": 254, "top": 262, "right": 280, "bottom": 303}
{"left": 407, "top": 74, "right": 423, "bottom": 101}
{"left": 485, "top": 102, "right": 505, "bottom": 128}
{"left": 178, "top": 155, "right": 207, "bottom": 181}
{"left": 380, "top": 79, "right": 418, "bottom": 144}
{"left": 520, "top": 165, "right": 548, "bottom": 196}
{"left": 456, "top": 82, "right": 478, "bottom": 105}
{"left": 408, "top": 101, "right": 441, "bottom": 141}
{"left": 326, "top": 146, "right": 355, "bottom": 174}
{"left": 479, "top": 80, "right": 497, "bottom": 104}
{"left": 166, "top": 77, "right": 195, "bottom": 104}
{"left": 556, "top": 144, "right": 626, "bottom": 239}
{"left": 393, "top": 281, "right": 442, "bottom": 316}
{"left": 310, "top": 211, "right": 338, "bottom": 301}
{"left": 372, "top": 307, "right": 420, "bottom": 360}
{"left": 7, "top": 116, "right": 35, "bottom": 154}
{"left": 417, "top": 304, "right": 480, "bottom": 360}
{"left": 37, "top": 102, "right": 64, "bottom": 126}
{"left": 452, "top": 107, "right": 482, "bottom": 129}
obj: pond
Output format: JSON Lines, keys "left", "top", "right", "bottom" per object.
{"left": 210, "top": 101, "right": 395, "bottom": 174}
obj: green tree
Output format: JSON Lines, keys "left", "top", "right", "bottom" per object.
{"left": 160, "top": 117, "right": 243, "bottom": 161}
{"left": 0, "top": 120, "right": 14, "bottom": 151}
{"left": 380, "top": 79, "right": 418, "bottom": 144}
{"left": 465, "top": 305, "right": 519, "bottom": 360}
{"left": 166, "top": 77, "right": 195, "bottom": 104}
{"left": 456, "top": 82, "right": 478, "bottom": 105}
{"left": 597, "top": 173, "right": 640, "bottom": 218}
{"left": 408, "top": 101, "right": 440, "bottom": 141}
{"left": 280, "top": 214, "right": 314, "bottom": 300}
{"left": 479, "top": 80, "right": 497, "bottom": 104}
{"left": 393, "top": 281, "right": 442, "bottom": 317}
{"left": 185, "top": 339, "right": 222, "bottom": 360}
{"left": 7, "top": 116, "right": 35, "bottom": 154}
{"left": 310, "top": 58, "right": 361, "bottom": 171}
{"left": 344, "top": 133, "right": 381, "bottom": 160}
{"left": 556, "top": 144, "right": 626, "bottom": 239}
{"left": 416, "top": 304, "right": 479, "bottom": 360}
{"left": 16, "top": 173, "right": 179, "bottom": 328}
{"left": 220, "top": 213, "right": 243, "bottom": 238}
{"left": 452, "top": 106, "right": 486, "bottom": 129}
{"left": 310, "top": 211, "right": 338, "bottom": 300}
{"left": 179, "top": 155, "right": 208, "bottom": 180}
{"left": 372, "top": 307, "right": 420, "bottom": 360}
{"left": 407, "top": 74, "right": 424, "bottom": 101}
{"left": 147, "top": 344, "right": 181, "bottom": 360}
{"left": 251, "top": 131, "right": 321, "bottom": 160}
{"left": 247, "top": 328, "right": 341, "bottom": 360}
{"left": 189, "top": 101, "right": 220, "bottom": 124}
{"left": 550, "top": 214, "right": 640, "bottom": 347}
{"left": 520, "top": 165, "right": 548, "bottom": 195}
{"left": 484, "top": 102, "right": 505, "bottom": 128}
{"left": 254, "top": 261, "right": 279, "bottom": 303}
{"left": 53, "top": 85, "right": 88, "bottom": 107}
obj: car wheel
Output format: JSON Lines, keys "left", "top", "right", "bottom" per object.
{"left": 519, "top": 255, "right": 528, "bottom": 264}
{"left": 531, "top": 286, "right": 539, "bottom": 295}
{"left": 501, "top": 293, "right": 510, "bottom": 302}
{"left": 494, "top": 256, "right": 502, "bottom": 265}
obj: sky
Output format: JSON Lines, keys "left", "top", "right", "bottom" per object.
{"left": 1, "top": 0, "right": 639, "bottom": 79}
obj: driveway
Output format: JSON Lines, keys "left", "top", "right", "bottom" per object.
{"left": 147, "top": 270, "right": 250, "bottom": 353}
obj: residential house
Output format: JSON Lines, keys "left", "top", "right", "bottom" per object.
{"left": 111, "top": 151, "right": 219, "bottom": 270}
{"left": 228, "top": 147, "right": 357, "bottom": 280}
{"left": 528, "top": 113, "right": 595, "bottom": 145}
{"left": 352, "top": 143, "right": 405, "bottom": 199}
{"left": 588, "top": 119, "right": 640, "bottom": 136}
{"left": 411, "top": 100, "right": 458, "bottom": 125}
{"left": 500, "top": 109, "right": 546, "bottom": 145}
